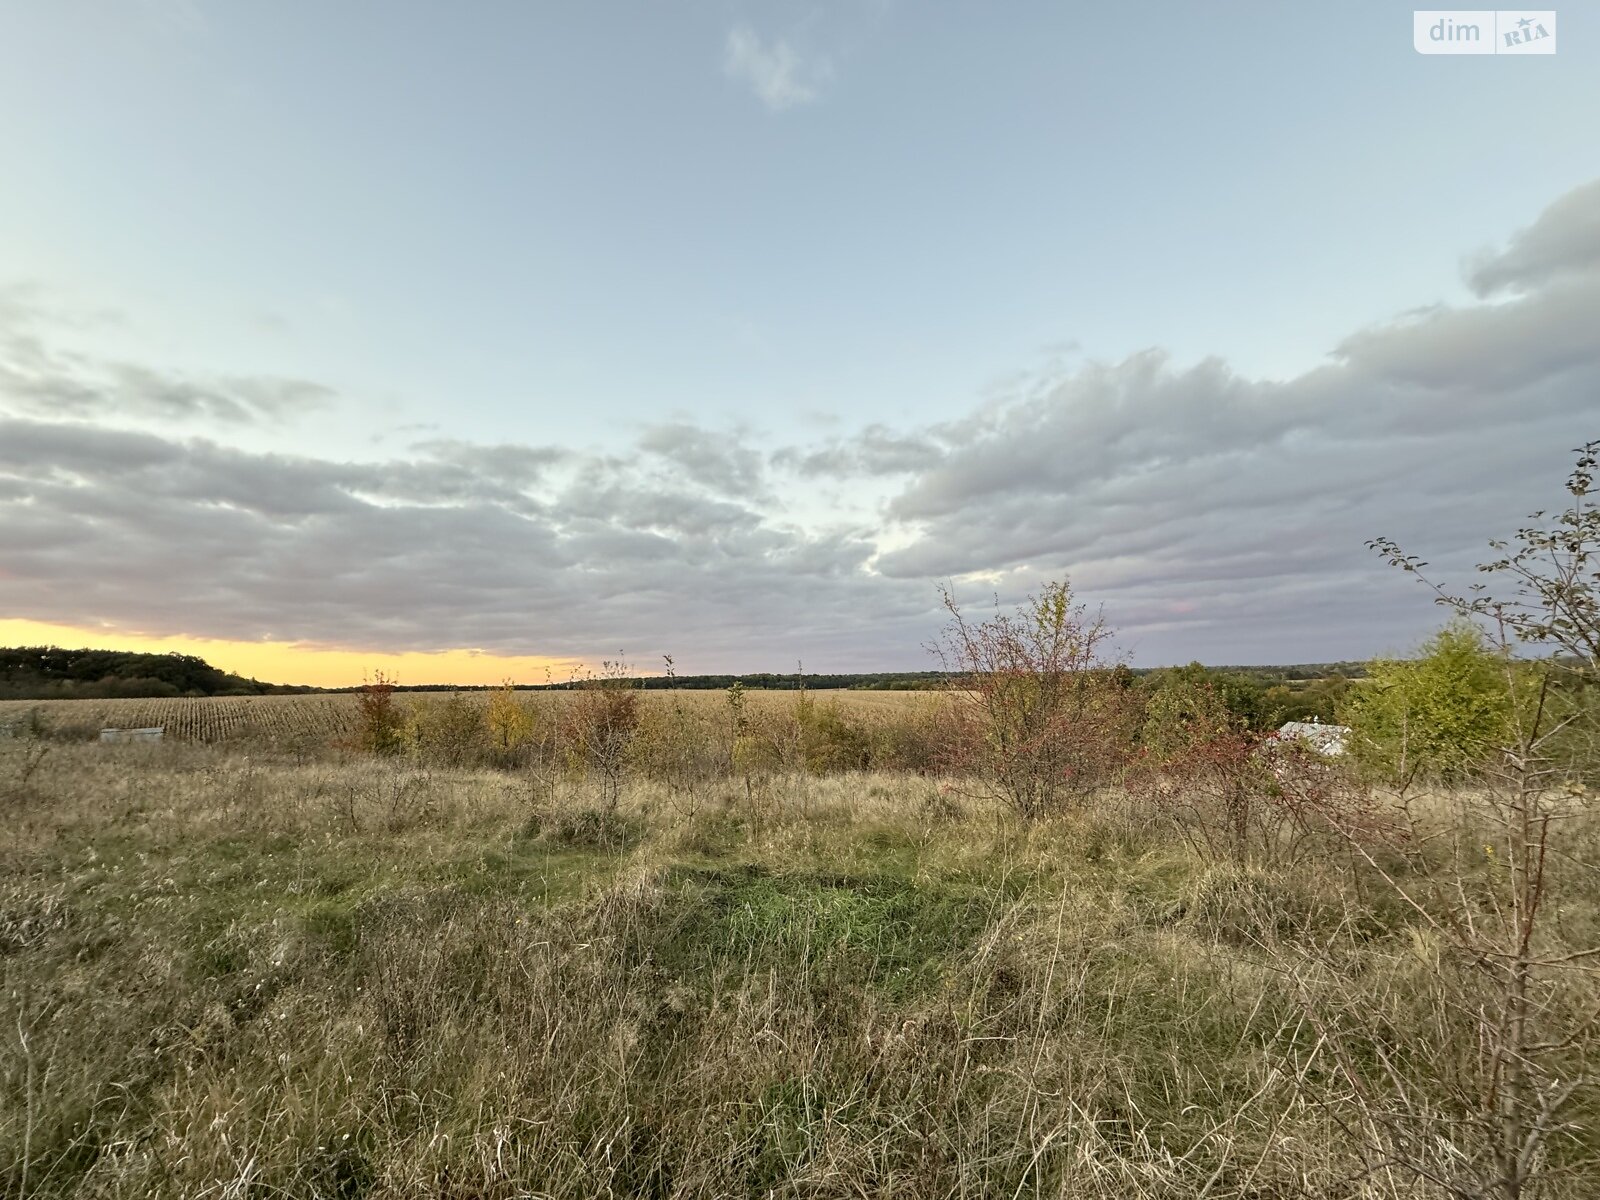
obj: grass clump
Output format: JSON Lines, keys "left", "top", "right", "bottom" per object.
{"left": 542, "top": 802, "right": 645, "bottom": 851}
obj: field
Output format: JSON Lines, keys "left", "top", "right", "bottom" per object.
{"left": 0, "top": 689, "right": 930, "bottom": 747}
{"left": 0, "top": 693, "right": 365, "bottom": 744}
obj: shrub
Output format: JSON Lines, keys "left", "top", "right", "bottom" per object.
{"left": 355, "top": 670, "right": 404, "bottom": 756}
{"left": 405, "top": 692, "right": 488, "bottom": 768}
{"left": 1139, "top": 661, "right": 1276, "bottom": 733}
{"left": 867, "top": 701, "right": 945, "bottom": 775}
{"left": 1132, "top": 727, "right": 1386, "bottom": 865}
{"left": 565, "top": 661, "right": 641, "bottom": 809}
{"left": 485, "top": 680, "right": 538, "bottom": 765}
{"left": 932, "top": 580, "right": 1134, "bottom": 819}
{"left": 631, "top": 682, "right": 724, "bottom": 811}
{"left": 724, "top": 680, "right": 775, "bottom": 791}
{"left": 794, "top": 695, "right": 873, "bottom": 774}
{"left": 1140, "top": 670, "right": 1235, "bottom": 758}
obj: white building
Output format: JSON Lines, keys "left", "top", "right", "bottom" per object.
{"left": 1274, "top": 719, "right": 1349, "bottom": 757}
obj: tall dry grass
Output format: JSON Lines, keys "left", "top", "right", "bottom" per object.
{"left": 3, "top": 737, "right": 1595, "bottom": 1198}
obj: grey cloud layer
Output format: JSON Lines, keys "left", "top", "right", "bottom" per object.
{"left": 2, "top": 181, "right": 1597, "bottom": 668}
{"left": 0, "top": 417, "right": 922, "bottom": 667}
{"left": 845, "top": 182, "right": 1599, "bottom": 660}
{"left": 0, "top": 293, "right": 332, "bottom": 426}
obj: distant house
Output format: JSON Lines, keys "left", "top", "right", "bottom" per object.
{"left": 1273, "top": 719, "right": 1349, "bottom": 757}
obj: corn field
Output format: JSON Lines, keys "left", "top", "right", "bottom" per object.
{"left": 0, "top": 694, "right": 364, "bottom": 744}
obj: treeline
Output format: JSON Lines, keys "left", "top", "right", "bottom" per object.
{"left": 0, "top": 647, "right": 315, "bottom": 700}
{"left": 559, "top": 664, "right": 1367, "bottom": 696}
{"left": 342, "top": 673, "right": 956, "bottom": 694}
{"left": 1210, "top": 662, "right": 1368, "bottom": 683}
{"left": 537, "top": 671, "right": 956, "bottom": 692}
{"left": 0, "top": 644, "right": 1366, "bottom": 718}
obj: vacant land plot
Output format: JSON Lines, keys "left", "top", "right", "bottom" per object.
{"left": 3, "top": 734, "right": 1597, "bottom": 1199}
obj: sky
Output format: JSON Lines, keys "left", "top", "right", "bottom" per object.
{"left": 1, "top": 1, "right": 1597, "bottom": 685}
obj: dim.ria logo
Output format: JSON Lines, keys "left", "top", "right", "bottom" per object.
{"left": 1413, "top": 10, "right": 1556, "bottom": 53}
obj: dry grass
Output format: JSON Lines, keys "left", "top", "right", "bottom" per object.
{"left": 1, "top": 738, "right": 1595, "bottom": 1198}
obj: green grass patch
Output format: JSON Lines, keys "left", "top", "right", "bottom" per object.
{"left": 653, "top": 863, "right": 995, "bottom": 998}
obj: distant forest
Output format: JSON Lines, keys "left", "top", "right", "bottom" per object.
{"left": 0, "top": 646, "right": 1365, "bottom": 724}
{"left": 0, "top": 647, "right": 315, "bottom": 700}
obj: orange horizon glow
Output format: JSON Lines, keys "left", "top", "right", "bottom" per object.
{"left": 0, "top": 619, "right": 587, "bottom": 689}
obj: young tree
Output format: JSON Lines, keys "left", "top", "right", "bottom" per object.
{"left": 405, "top": 691, "right": 488, "bottom": 768}
{"left": 724, "top": 677, "right": 749, "bottom": 776}
{"left": 1374, "top": 440, "right": 1600, "bottom": 670}
{"left": 486, "top": 678, "right": 537, "bottom": 760}
{"left": 566, "top": 658, "right": 641, "bottom": 810}
{"left": 932, "top": 580, "right": 1131, "bottom": 819}
{"left": 1339, "top": 440, "right": 1600, "bottom": 1198}
{"left": 1340, "top": 619, "right": 1515, "bottom": 791}
{"left": 355, "top": 669, "right": 404, "bottom": 756}
{"left": 634, "top": 655, "right": 716, "bottom": 813}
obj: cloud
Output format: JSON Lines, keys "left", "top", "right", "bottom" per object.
{"left": 638, "top": 421, "right": 766, "bottom": 495}
{"left": 0, "top": 418, "right": 929, "bottom": 670}
{"left": 852, "top": 179, "right": 1600, "bottom": 661}
{"left": 0, "top": 360, "right": 332, "bottom": 425}
{"left": 1467, "top": 178, "right": 1600, "bottom": 296}
{"left": 1, "top": 181, "right": 1596, "bottom": 669}
{"left": 410, "top": 439, "right": 571, "bottom": 490}
{"left": 772, "top": 424, "right": 945, "bottom": 478}
{"left": 0, "top": 288, "right": 332, "bottom": 426}
{"left": 723, "top": 25, "right": 827, "bottom": 111}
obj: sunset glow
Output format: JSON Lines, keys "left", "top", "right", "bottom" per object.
{"left": 0, "top": 620, "right": 584, "bottom": 689}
